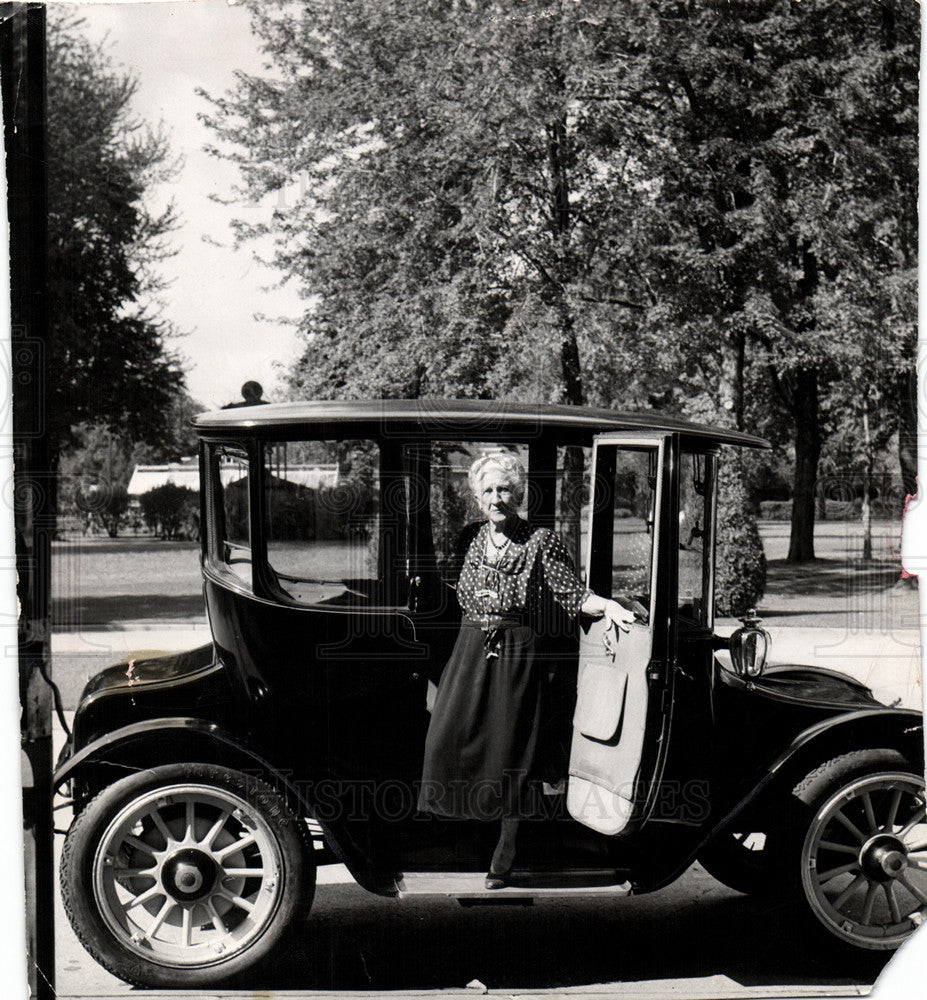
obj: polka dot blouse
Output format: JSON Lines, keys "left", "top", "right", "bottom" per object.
{"left": 457, "top": 519, "right": 591, "bottom": 624}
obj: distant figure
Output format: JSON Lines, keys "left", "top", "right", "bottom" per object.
{"left": 222, "top": 381, "right": 267, "bottom": 409}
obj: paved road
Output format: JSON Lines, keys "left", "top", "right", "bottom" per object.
{"left": 54, "top": 844, "right": 882, "bottom": 999}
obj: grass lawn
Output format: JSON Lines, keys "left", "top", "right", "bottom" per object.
{"left": 51, "top": 518, "right": 916, "bottom": 630}
{"left": 47, "top": 521, "right": 918, "bottom": 711}
{"left": 52, "top": 537, "right": 204, "bottom": 627}
{"left": 740, "top": 520, "right": 917, "bottom": 629}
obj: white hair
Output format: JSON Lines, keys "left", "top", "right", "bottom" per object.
{"left": 468, "top": 451, "right": 527, "bottom": 505}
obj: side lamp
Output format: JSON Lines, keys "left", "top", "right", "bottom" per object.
{"left": 729, "top": 609, "right": 771, "bottom": 680}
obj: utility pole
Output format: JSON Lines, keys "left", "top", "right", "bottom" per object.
{"left": 1, "top": 4, "right": 54, "bottom": 998}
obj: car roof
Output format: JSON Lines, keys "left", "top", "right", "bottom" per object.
{"left": 194, "top": 399, "right": 770, "bottom": 449}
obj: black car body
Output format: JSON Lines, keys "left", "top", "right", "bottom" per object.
{"left": 55, "top": 400, "right": 925, "bottom": 988}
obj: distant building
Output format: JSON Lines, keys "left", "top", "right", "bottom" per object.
{"left": 127, "top": 459, "right": 339, "bottom": 497}
{"left": 127, "top": 460, "right": 201, "bottom": 496}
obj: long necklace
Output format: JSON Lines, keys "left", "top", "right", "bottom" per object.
{"left": 475, "top": 526, "right": 511, "bottom": 613}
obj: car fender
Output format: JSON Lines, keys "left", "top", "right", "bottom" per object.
{"left": 765, "top": 706, "right": 924, "bottom": 783}
{"left": 712, "top": 707, "right": 923, "bottom": 839}
{"left": 55, "top": 717, "right": 399, "bottom": 898}
{"left": 644, "top": 707, "right": 923, "bottom": 894}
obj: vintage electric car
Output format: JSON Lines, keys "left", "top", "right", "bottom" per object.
{"left": 55, "top": 400, "right": 925, "bottom": 988}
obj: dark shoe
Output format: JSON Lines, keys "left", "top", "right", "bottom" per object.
{"left": 485, "top": 868, "right": 512, "bottom": 890}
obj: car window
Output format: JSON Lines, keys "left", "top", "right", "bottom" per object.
{"left": 210, "top": 444, "right": 252, "bottom": 586}
{"left": 263, "top": 440, "right": 380, "bottom": 605}
{"left": 587, "top": 445, "right": 658, "bottom": 621}
{"left": 555, "top": 445, "right": 592, "bottom": 577}
{"left": 406, "top": 441, "right": 528, "bottom": 588}
{"left": 678, "top": 451, "right": 712, "bottom": 628}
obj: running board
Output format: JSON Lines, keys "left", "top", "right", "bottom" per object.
{"left": 397, "top": 870, "right": 632, "bottom": 903}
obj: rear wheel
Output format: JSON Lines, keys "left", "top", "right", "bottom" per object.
{"left": 790, "top": 750, "right": 927, "bottom": 954}
{"left": 61, "top": 763, "right": 314, "bottom": 988}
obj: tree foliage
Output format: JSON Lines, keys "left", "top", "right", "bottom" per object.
{"left": 205, "top": 0, "right": 916, "bottom": 579}
{"left": 46, "top": 12, "right": 186, "bottom": 462}
{"left": 203, "top": 0, "right": 677, "bottom": 406}
{"left": 605, "top": 0, "right": 917, "bottom": 560}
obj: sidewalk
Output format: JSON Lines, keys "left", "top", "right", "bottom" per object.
{"left": 51, "top": 621, "right": 922, "bottom": 711}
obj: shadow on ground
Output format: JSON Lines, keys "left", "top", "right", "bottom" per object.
{"left": 258, "top": 880, "right": 883, "bottom": 992}
{"left": 52, "top": 594, "right": 205, "bottom": 627}
{"left": 766, "top": 558, "right": 903, "bottom": 596}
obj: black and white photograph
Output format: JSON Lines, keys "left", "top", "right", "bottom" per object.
{"left": 2, "top": 1, "right": 925, "bottom": 997}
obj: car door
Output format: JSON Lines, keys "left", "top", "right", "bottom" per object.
{"left": 202, "top": 435, "right": 430, "bottom": 783}
{"left": 567, "top": 432, "right": 677, "bottom": 836}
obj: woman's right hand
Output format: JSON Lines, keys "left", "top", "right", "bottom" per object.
{"left": 602, "top": 599, "right": 637, "bottom": 633}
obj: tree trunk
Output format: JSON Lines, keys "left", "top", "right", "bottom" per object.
{"left": 861, "top": 404, "right": 872, "bottom": 561}
{"left": 733, "top": 328, "right": 745, "bottom": 432}
{"left": 787, "top": 369, "right": 821, "bottom": 562}
{"left": 559, "top": 306, "right": 584, "bottom": 406}
{"left": 897, "top": 368, "right": 917, "bottom": 499}
{"left": 545, "top": 102, "right": 583, "bottom": 409}
{"left": 895, "top": 366, "right": 919, "bottom": 589}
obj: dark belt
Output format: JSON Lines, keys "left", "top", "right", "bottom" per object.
{"left": 462, "top": 615, "right": 530, "bottom": 658}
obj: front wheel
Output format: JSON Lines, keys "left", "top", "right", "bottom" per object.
{"left": 60, "top": 763, "right": 314, "bottom": 988}
{"left": 791, "top": 750, "right": 927, "bottom": 954}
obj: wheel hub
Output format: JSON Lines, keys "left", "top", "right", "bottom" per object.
{"left": 860, "top": 835, "right": 908, "bottom": 882}
{"left": 162, "top": 849, "right": 218, "bottom": 901}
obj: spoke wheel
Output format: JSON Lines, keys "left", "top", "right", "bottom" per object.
{"left": 792, "top": 751, "right": 926, "bottom": 954}
{"left": 95, "top": 783, "right": 287, "bottom": 965}
{"left": 61, "top": 763, "right": 314, "bottom": 988}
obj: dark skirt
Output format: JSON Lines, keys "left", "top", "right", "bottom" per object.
{"left": 417, "top": 622, "right": 545, "bottom": 821}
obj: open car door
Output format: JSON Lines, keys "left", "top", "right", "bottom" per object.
{"left": 567, "top": 432, "right": 676, "bottom": 835}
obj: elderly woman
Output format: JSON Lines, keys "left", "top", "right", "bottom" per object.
{"left": 418, "top": 450, "right": 635, "bottom": 888}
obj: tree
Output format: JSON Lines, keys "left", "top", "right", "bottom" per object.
{"left": 56, "top": 392, "right": 204, "bottom": 533}
{"left": 202, "top": 0, "right": 670, "bottom": 408}
{"left": 92, "top": 484, "right": 131, "bottom": 538}
{"left": 612, "top": 0, "right": 917, "bottom": 561}
{"left": 46, "top": 12, "right": 186, "bottom": 473}
{"left": 58, "top": 422, "right": 147, "bottom": 534}
{"left": 205, "top": 0, "right": 914, "bottom": 589}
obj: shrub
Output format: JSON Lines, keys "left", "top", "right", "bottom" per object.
{"left": 759, "top": 498, "right": 873, "bottom": 521}
{"left": 61, "top": 478, "right": 131, "bottom": 537}
{"left": 139, "top": 483, "right": 199, "bottom": 540}
{"left": 716, "top": 457, "right": 766, "bottom": 616}
{"left": 758, "top": 500, "right": 792, "bottom": 521}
